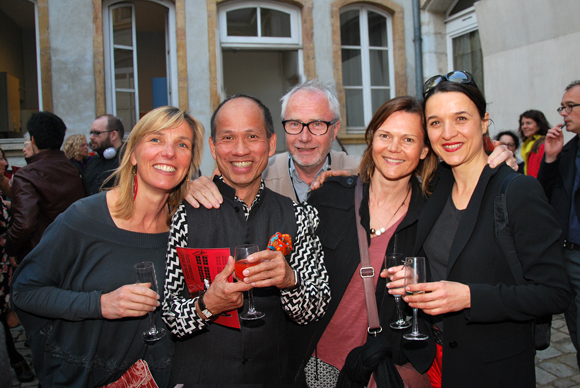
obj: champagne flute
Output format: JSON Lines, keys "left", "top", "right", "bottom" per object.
{"left": 134, "top": 261, "right": 166, "bottom": 344}
{"left": 234, "top": 244, "right": 264, "bottom": 320}
{"left": 386, "top": 253, "right": 411, "bottom": 329}
{"left": 403, "top": 257, "right": 429, "bottom": 341}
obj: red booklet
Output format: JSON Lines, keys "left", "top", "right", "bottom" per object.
{"left": 175, "top": 247, "right": 240, "bottom": 329}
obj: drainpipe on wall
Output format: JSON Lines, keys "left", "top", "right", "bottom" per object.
{"left": 413, "top": 0, "right": 424, "bottom": 98}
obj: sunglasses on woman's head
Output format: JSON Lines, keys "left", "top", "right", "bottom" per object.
{"left": 423, "top": 71, "right": 477, "bottom": 98}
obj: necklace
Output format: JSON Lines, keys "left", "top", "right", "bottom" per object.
{"left": 370, "top": 184, "right": 411, "bottom": 237}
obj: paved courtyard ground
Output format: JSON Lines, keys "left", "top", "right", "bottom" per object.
{"left": 8, "top": 314, "right": 580, "bottom": 387}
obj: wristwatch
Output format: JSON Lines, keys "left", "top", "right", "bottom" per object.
{"left": 197, "top": 292, "right": 213, "bottom": 319}
{"left": 285, "top": 269, "right": 301, "bottom": 290}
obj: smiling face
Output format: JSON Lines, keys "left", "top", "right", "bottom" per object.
{"left": 425, "top": 91, "right": 489, "bottom": 170}
{"left": 284, "top": 89, "right": 339, "bottom": 174}
{"left": 130, "top": 122, "right": 194, "bottom": 196}
{"left": 210, "top": 97, "right": 277, "bottom": 203}
{"left": 520, "top": 117, "right": 540, "bottom": 139}
{"left": 372, "top": 111, "right": 429, "bottom": 182}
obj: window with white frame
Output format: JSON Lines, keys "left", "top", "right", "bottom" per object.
{"left": 103, "top": 0, "right": 178, "bottom": 132}
{"left": 445, "top": 2, "right": 484, "bottom": 95}
{"left": 109, "top": 3, "right": 138, "bottom": 130}
{"left": 218, "top": 1, "right": 301, "bottom": 48}
{"left": 340, "top": 5, "right": 395, "bottom": 133}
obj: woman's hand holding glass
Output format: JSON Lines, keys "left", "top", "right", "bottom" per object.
{"left": 385, "top": 264, "right": 407, "bottom": 296}
{"left": 100, "top": 283, "right": 160, "bottom": 320}
{"left": 403, "top": 280, "right": 471, "bottom": 316}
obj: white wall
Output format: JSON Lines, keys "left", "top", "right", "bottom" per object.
{"left": 185, "top": 0, "right": 213, "bottom": 175}
{"left": 476, "top": 0, "right": 580, "bottom": 144}
{"left": 49, "top": 0, "right": 96, "bottom": 136}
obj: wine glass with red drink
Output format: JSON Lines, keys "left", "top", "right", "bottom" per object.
{"left": 234, "top": 244, "right": 264, "bottom": 320}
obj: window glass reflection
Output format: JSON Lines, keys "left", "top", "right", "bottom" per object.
{"left": 227, "top": 8, "right": 258, "bottom": 36}
{"left": 261, "top": 8, "right": 290, "bottom": 37}
{"left": 340, "top": 10, "right": 360, "bottom": 46}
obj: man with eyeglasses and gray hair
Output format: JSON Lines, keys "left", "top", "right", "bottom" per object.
{"left": 83, "top": 114, "right": 124, "bottom": 195}
{"left": 538, "top": 80, "right": 580, "bottom": 368}
{"left": 187, "top": 79, "right": 360, "bottom": 207}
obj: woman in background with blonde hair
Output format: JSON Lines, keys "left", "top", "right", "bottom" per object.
{"left": 11, "top": 106, "right": 203, "bottom": 387}
{"left": 63, "top": 134, "right": 91, "bottom": 174}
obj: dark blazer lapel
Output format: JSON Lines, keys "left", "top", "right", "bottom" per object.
{"left": 447, "top": 165, "right": 500, "bottom": 274}
{"left": 414, "top": 166, "right": 454, "bottom": 254}
{"left": 560, "top": 137, "right": 578, "bottom": 199}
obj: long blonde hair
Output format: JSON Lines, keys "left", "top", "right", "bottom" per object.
{"left": 108, "top": 106, "right": 204, "bottom": 224}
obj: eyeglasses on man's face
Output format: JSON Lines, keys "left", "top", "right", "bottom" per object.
{"left": 557, "top": 104, "right": 580, "bottom": 114}
{"left": 90, "top": 130, "right": 113, "bottom": 137}
{"left": 282, "top": 120, "right": 337, "bottom": 136}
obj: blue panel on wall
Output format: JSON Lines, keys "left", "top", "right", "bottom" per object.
{"left": 152, "top": 78, "right": 168, "bottom": 108}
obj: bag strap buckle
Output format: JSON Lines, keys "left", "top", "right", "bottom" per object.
{"left": 360, "top": 266, "right": 374, "bottom": 278}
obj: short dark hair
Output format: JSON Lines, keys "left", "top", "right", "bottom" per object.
{"left": 96, "top": 114, "right": 125, "bottom": 139}
{"left": 495, "top": 130, "right": 520, "bottom": 150}
{"left": 518, "top": 110, "right": 550, "bottom": 141}
{"left": 27, "top": 111, "right": 67, "bottom": 150}
{"left": 210, "top": 94, "right": 274, "bottom": 141}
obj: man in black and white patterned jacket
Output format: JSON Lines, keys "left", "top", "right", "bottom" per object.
{"left": 162, "top": 94, "right": 330, "bottom": 386}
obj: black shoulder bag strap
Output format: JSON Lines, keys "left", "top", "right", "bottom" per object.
{"left": 494, "top": 173, "right": 525, "bottom": 283}
{"left": 494, "top": 172, "right": 552, "bottom": 350}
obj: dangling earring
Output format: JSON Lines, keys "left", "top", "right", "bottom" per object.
{"left": 132, "top": 165, "right": 138, "bottom": 201}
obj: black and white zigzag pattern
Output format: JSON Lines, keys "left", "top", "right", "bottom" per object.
{"left": 161, "top": 203, "right": 209, "bottom": 337}
{"left": 161, "top": 189, "right": 330, "bottom": 336}
{"left": 280, "top": 202, "right": 331, "bottom": 325}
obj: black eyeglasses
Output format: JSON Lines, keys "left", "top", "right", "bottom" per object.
{"left": 282, "top": 120, "right": 337, "bottom": 136}
{"left": 557, "top": 104, "right": 580, "bottom": 114}
{"left": 423, "top": 71, "right": 477, "bottom": 97}
{"left": 89, "top": 130, "right": 113, "bottom": 137}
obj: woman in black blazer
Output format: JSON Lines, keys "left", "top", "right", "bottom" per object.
{"left": 401, "top": 72, "right": 571, "bottom": 387}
